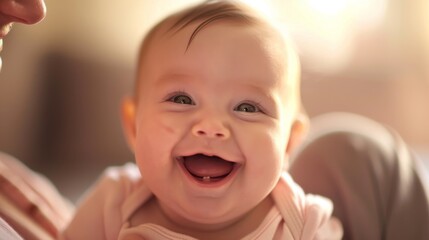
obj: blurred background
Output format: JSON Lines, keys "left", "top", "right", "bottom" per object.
{"left": 0, "top": 0, "right": 428, "bottom": 202}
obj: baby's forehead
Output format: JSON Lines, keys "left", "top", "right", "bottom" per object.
{"left": 151, "top": 17, "right": 289, "bottom": 55}
{"left": 144, "top": 1, "right": 289, "bottom": 51}
{"left": 147, "top": 19, "right": 293, "bottom": 75}
{"left": 148, "top": 21, "right": 297, "bottom": 91}
{"left": 136, "top": 2, "right": 300, "bottom": 95}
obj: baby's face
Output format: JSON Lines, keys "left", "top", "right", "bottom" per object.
{"left": 129, "top": 21, "right": 299, "bottom": 227}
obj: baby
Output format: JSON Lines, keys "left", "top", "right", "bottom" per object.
{"left": 60, "top": 1, "right": 342, "bottom": 239}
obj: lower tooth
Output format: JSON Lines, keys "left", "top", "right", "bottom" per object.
{"left": 202, "top": 176, "right": 211, "bottom": 182}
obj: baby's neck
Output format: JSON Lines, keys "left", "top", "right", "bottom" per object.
{"left": 130, "top": 196, "right": 274, "bottom": 240}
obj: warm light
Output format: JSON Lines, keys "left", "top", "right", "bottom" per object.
{"left": 272, "top": 0, "right": 386, "bottom": 72}
{"left": 306, "top": 0, "right": 353, "bottom": 16}
{"left": 240, "top": 0, "right": 274, "bottom": 19}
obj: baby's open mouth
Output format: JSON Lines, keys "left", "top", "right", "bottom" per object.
{"left": 179, "top": 154, "right": 236, "bottom": 183}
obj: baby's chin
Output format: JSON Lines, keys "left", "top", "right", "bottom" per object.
{"left": 180, "top": 210, "right": 247, "bottom": 232}
{"left": 161, "top": 199, "right": 246, "bottom": 231}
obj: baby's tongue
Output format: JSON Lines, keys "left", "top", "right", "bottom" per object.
{"left": 184, "top": 154, "right": 234, "bottom": 178}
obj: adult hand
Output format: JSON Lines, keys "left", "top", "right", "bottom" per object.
{"left": 0, "top": 153, "right": 74, "bottom": 239}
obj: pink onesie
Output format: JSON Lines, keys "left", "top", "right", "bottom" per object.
{"left": 60, "top": 163, "right": 342, "bottom": 240}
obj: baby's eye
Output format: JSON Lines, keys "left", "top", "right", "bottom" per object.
{"left": 167, "top": 94, "right": 194, "bottom": 105}
{"left": 234, "top": 102, "right": 261, "bottom": 113}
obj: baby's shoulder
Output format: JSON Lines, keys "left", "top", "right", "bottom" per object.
{"left": 94, "top": 163, "right": 143, "bottom": 199}
{"left": 61, "top": 163, "right": 148, "bottom": 240}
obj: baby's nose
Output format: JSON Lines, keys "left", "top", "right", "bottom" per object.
{"left": 191, "top": 119, "right": 230, "bottom": 140}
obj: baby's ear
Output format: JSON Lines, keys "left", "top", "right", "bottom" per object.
{"left": 121, "top": 96, "right": 137, "bottom": 151}
{"left": 286, "top": 113, "right": 309, "bottom": 155}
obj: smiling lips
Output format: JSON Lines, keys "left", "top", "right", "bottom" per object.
{"left": 181, "top": 154, "right": 235, "bottom": 183}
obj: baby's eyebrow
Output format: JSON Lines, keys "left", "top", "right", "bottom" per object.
{"left": 156, "top": 73, "right": 194, "bottom": 86}
{"left": 237, "top": 82, "right": 278, "bottom": 101}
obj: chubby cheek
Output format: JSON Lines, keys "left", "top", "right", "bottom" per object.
{"left": 134, "top": 112, "right": 183, "bottom": 177}
{"left": 240, "top": 125, "right": 290, "bottom": 187}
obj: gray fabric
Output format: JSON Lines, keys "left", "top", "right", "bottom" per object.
{"left": 290, "top": 112, "right": 429, "bottom": 240}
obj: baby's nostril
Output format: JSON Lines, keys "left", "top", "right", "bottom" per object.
{"left": 194, "top": 129, "right": 226, "bottom": 138}
{"left": 197, "top": 130, "right": 206, "bottom": 135}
